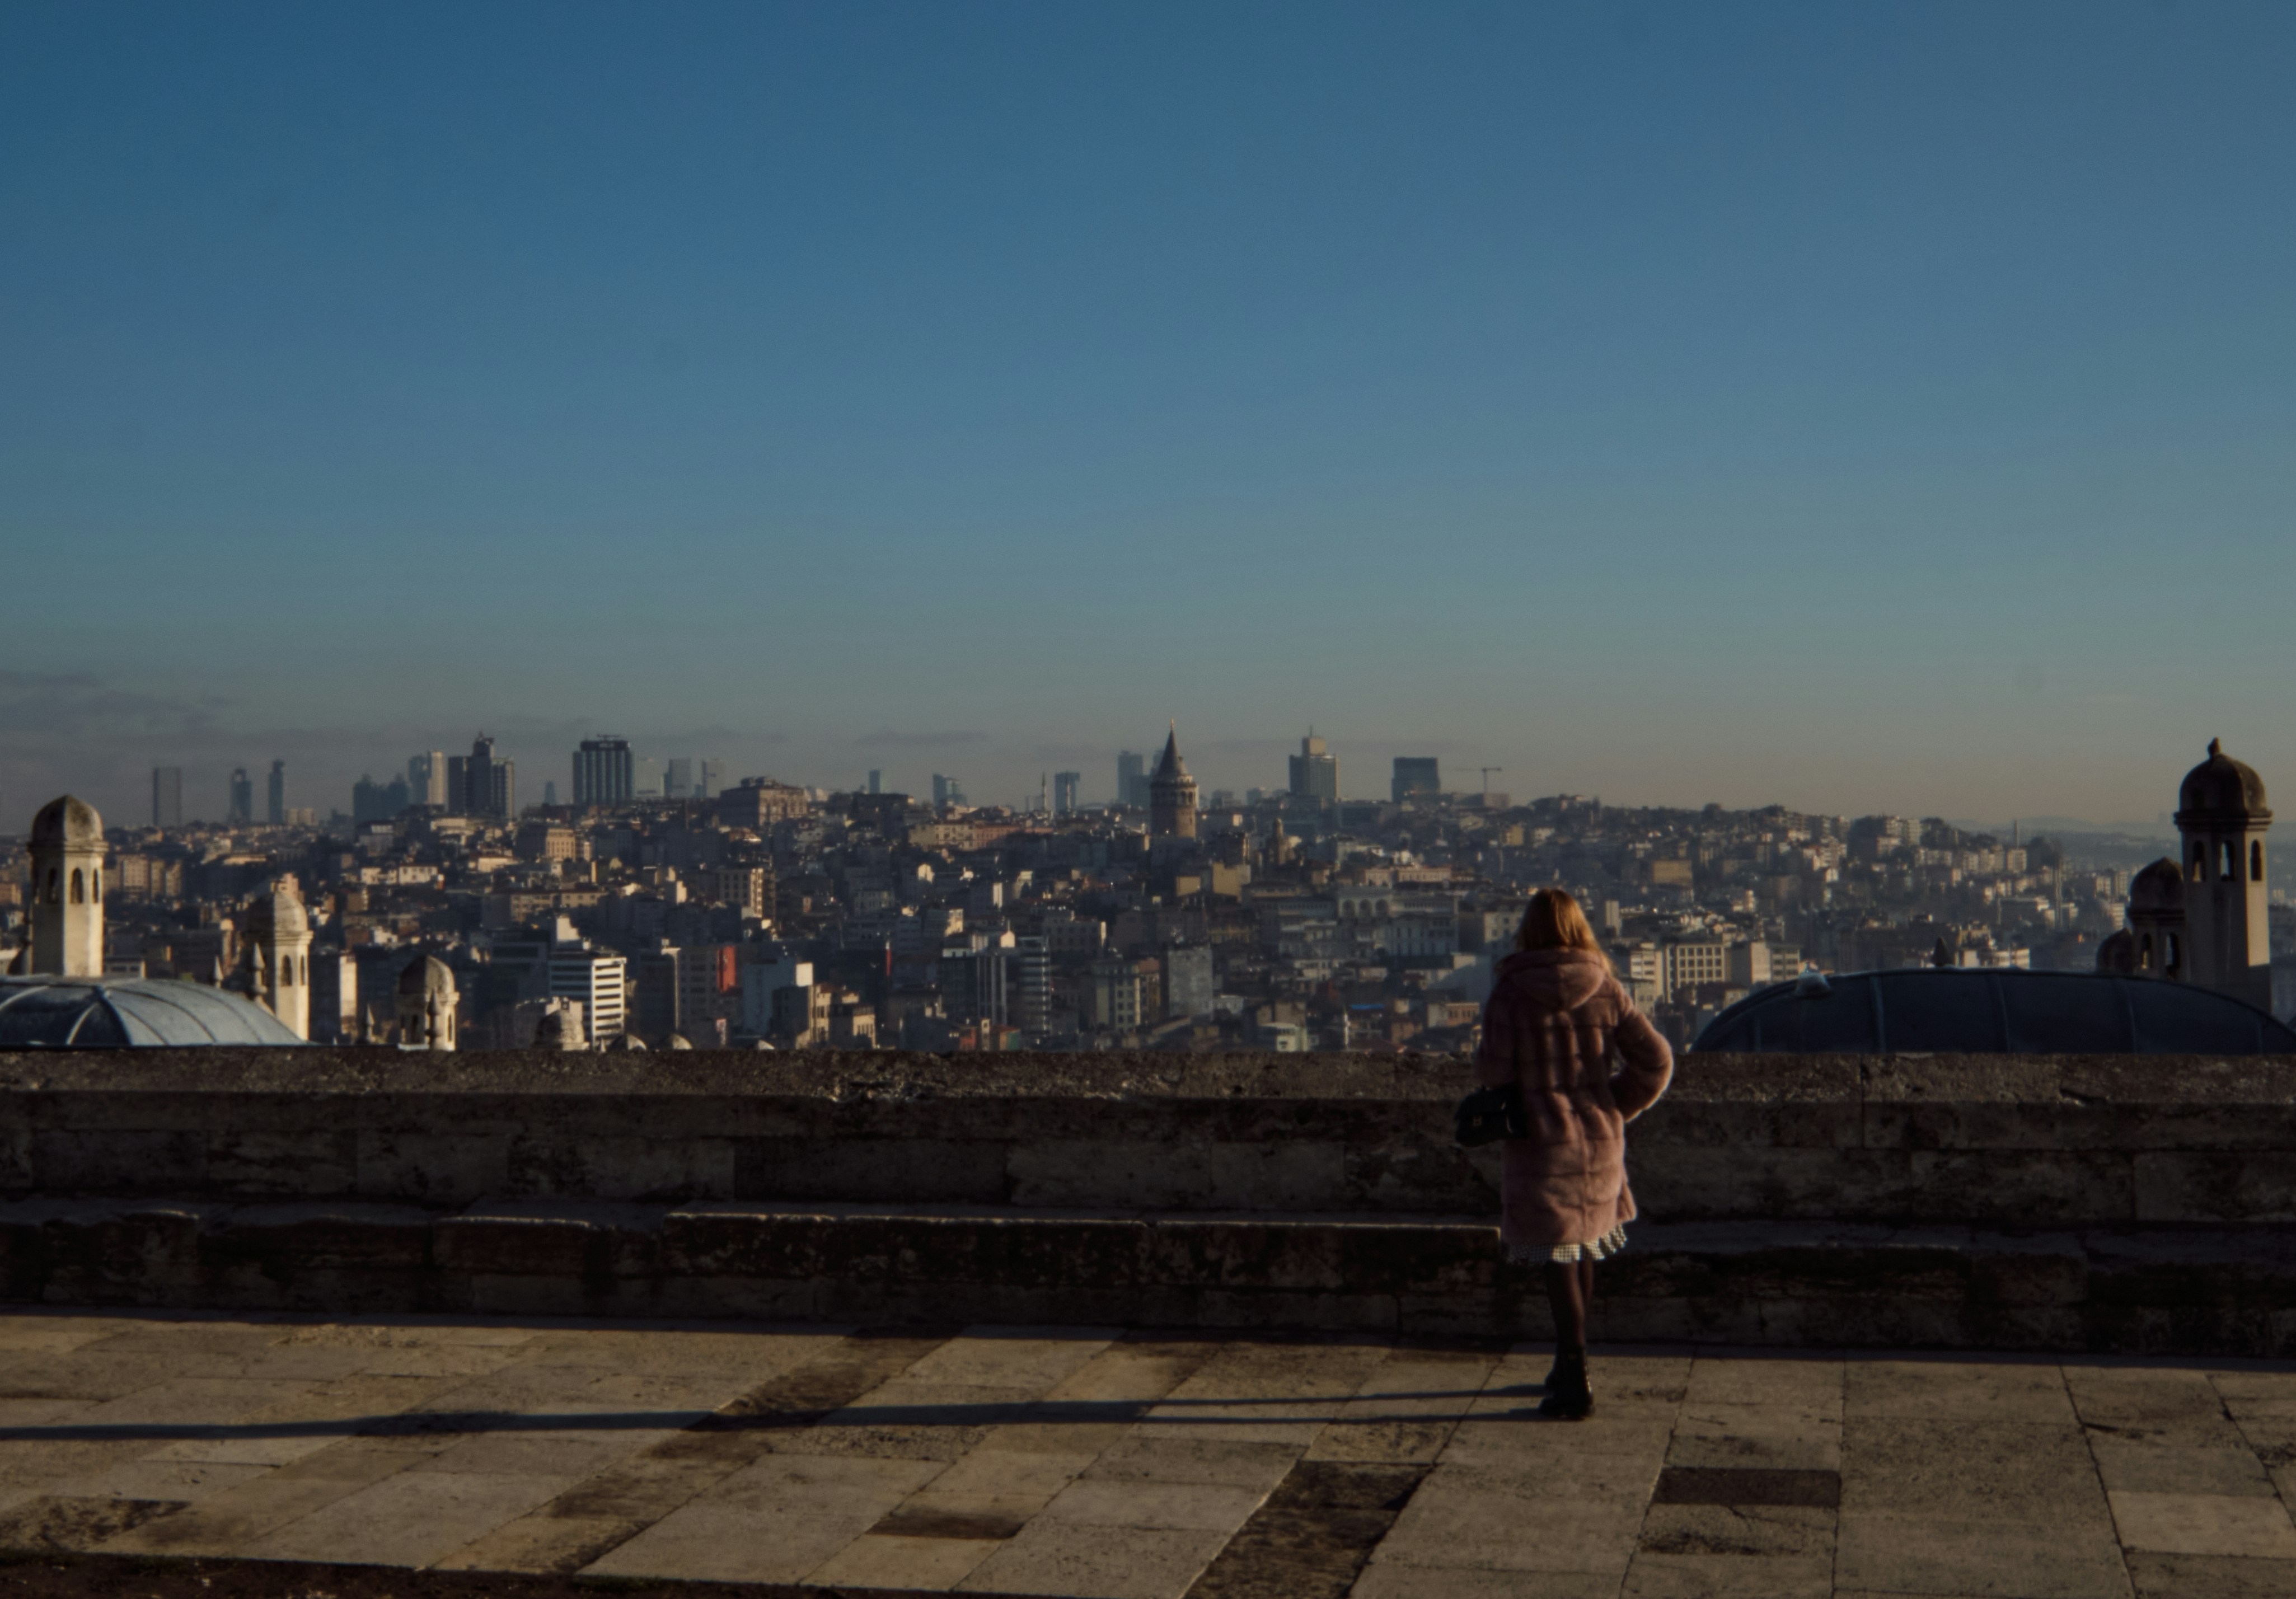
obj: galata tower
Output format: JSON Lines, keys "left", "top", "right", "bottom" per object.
{"left": 1149, "top": 723, "right": 1199, "bottom": 840}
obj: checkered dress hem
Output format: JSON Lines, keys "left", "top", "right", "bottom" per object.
{"left": 1507, "top": 1223, "right": 1628, "bottom": 1265}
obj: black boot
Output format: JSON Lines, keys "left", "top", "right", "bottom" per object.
{"left": 1538, "top": 1349, "right": 1592, "bottom": 1419}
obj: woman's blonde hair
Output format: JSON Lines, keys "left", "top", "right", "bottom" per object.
{"left": 1515, "top": 887, "right": 1602, "bottom": 954}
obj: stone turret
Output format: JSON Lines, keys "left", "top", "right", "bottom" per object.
{"left": 27, "top": 796, "right": 105, "bottom": 977}
{"left": 396, "top": 956, "right": 458, "bottom": 1052}
{"left": 241, "top": 879, "right": 314, "bottom": 1039}
{"left": 2175, "top": 739, "right": 2272, "bottom": 1011}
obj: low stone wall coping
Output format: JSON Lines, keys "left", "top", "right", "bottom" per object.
{"left": 3, "top": 1047, "right": 2295, "bottom": 1103}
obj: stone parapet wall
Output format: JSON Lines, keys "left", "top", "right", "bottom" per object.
{"left": 1, "top": 1049, "right": 2292, "bottom": 1226}
{"left": 4, "top": 1048, "right": 2290, "bottom": 1351}
{"left": 1, "top": 1195, "right": 2288, "bottom": 1355}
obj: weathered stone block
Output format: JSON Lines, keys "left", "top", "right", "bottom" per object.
{"left": 1630, "top": 1147, "right": 1913, "bottom": 1222}
{"left": 967, "top": 1212, "right": 1147, "bottom": 1291}
{"left": 663, "top": 1202, "right": 837, "bottom": 1281}
{"left": 0, "top": 1127, "right": 32, "bottom": 1192}
{"left": 354, "top": 1131, "right": 509, "bottom": 1205}
{"left": 503, "top": 1135, "right": 735, "bottom": 1202}
{"left": 1337, "top": 1219, "right": 1496, "bottom": 1297}
{"left": 1006, "top": 1140, "right": 1345, "bottom": 1211}
{"left": 1142, "top": 1218, "right": 1345, "bottom": 1292}
{"left": 2134, "top": 1152, "right": 2296, "bottom": 1223}
{"left": 1965, "top": 1231, "right": 2089, "bottom": 1307}
{"left": 31, "top": 1129, "right": 204, "bottom": 1193}
{"left": 1634, "top": 1098, "right": 1861, "bottom": 1150}
{"left": 1340, "top": 1140, "right": 1495, "bottom": 1213}
{"left": 203, "top": 1202, "right": 436, "bottom": 1273}
{"left": 204, "top": 1131, "right": 358, "bottom": 1196}
{"left": 1903, "top": 1149, "right": 2133, "bottom": 1225}
{"left": 23, "top": 1199, "right": 218, "bottom": 1306}
{"left": 434, "top": 1202, "right": 662, "bottom": 1281}
{"left": 735, "top": 1137, "right": 1006, "bottom": 1204}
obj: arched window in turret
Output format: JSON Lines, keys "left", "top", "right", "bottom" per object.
{"left": 2166, "top": 932, "right": 2182, "bottom": 976}
{"left": 2192, "top": 846, "right": 2206, "bottom": 881}
{"left": 2253, "top": 841, "right": 2265, "bottom": 883}
{"left": 91, "top": 871, "right": 100, "bottom": 902}
{"left": 2222, "top": 841, "right": 2238, "bottom": 880}
{"left": 2139, "top": 934, "right": 2154, "bottom": 971}
{"left": 69, "top": 870, "right": 83, "bottom": 905}
{"left": 44, "top": 870, "right": 58, "bottom": 904}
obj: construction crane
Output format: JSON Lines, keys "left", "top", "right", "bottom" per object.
{"left": 1480, "top": 767, "right": 1503, "bottom": 795}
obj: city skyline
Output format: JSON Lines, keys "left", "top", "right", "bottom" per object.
{"left": 6, "top": 4, "right": 2294, "bottom": 826}
{"left": 0, "top": 715, "right": 2232, "bottom": 840}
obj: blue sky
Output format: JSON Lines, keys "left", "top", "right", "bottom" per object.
{"left": 4, "top": 1, "right": 2293, "bottom": 827}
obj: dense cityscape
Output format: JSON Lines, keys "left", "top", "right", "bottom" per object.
{"left": 9, "top": 728, "right": 2282, "bottom": 1055}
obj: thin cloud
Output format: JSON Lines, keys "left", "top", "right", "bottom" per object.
{"left": 855, "top": 728, "right": 989, "bottom": 749}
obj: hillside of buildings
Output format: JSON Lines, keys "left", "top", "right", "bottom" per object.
{"left": 13, "top": 734, "right": 2292, "bottom": 1055}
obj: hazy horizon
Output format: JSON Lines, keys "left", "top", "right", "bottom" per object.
{"left": 7, "top": 2, "right": 2294, "bottom": 826}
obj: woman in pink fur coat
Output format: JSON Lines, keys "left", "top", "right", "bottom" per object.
{"left": 1473, "top": 887, "right": 1674, "bottom": 1418}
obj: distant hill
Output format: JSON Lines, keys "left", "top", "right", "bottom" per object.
{"left": 1948, "top": 815, "right": 2173, "bottom": 840}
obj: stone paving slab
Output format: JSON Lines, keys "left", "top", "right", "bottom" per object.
{"left": 0, "top": 1310, "right": 2278, "bottom": 1595}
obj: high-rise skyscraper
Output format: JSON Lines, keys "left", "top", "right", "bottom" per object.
{"left": 353, "top": 773, "right": 411, "bottom": 823}
{"left": 697, "top": 759, "right": 726, "bottom": 800}
{"left": 1053, "top": 772, "right": 1081, "bottom": 815}
{"left": 151, "top": 767, "right": 183, "bottom": 829}
{"left": 867, "top": 769, "right": 882, "bottom": 796}
{"left": 1117, "top": 751, "right": 1148, "bottom": 809}
{"left": 465, "top": 735, "right": 512, "bottom": 818}
{"left": 574, "top": 737, "right": 634, "bottom": 807}
{"left": 1288, "top": 730, "right": 1338, "bottom": 805}
{"left": 266, "top": 759, "right": 287, "bottom": 826}
{"left": 932, "top": 774, "right": 967, "bottom": 808}
{"left": 228, "top": 767, "right": 254, "bottom": 824}
{"left": 409, "top": 752, "right": 447, "bottom": 808}
{"left": 667, "top": 757, "right": 695, "bottom": 799}
{"left": 1392, "top": 757, "right": 1441, "bottom": 804}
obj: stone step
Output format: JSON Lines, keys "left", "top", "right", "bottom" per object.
{"left": 0, "top": 1195, "right": 2288, "bottom": 1355}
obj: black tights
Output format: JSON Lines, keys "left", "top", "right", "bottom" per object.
{"left": 1542, "top": 1258, "right": 1596, "bottom": 1352}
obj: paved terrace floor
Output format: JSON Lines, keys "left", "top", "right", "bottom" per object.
{"left": 0, "top": 1312, "right": 2285, "bottom": 1598}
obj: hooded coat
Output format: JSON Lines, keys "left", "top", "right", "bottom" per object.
{"left": 1473, "top": 947, "right": 1675, "bottom": 1248}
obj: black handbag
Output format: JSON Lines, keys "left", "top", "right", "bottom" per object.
{"left": 1454, "top": 1082, "right": 1527, "bottom": 1146}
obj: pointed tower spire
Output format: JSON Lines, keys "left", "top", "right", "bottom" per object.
{"left": 1155, "top": 720, "right": 1187, "bottom": 778}
{"left": 1148, "top": 721, "right": 1198, "bottom": 840}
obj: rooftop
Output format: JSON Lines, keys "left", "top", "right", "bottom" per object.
{"left": 0, "top": 1306, "right": 2283, "bottom": 1597}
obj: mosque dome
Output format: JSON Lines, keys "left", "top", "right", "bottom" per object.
{"left": 397, "top": 955, "right": 456, "bottom": 998}
{"left": 1691, "top": 966, "right": 2296, "bottom": 1055}
{"left": 2128, "top": 857, "right": 2185, "bottom": 915}
{"left": 2178, "top": 739, "right": 2270, "bottom": 823}
{"left": 30, "top": 796, "right": 102, "bottom": 848}
{"left": 0, "top": 976, "right": 304, "bottom": 1047}
{"left": 533, "top": 1006, "right": 587, "bottom": 1051}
